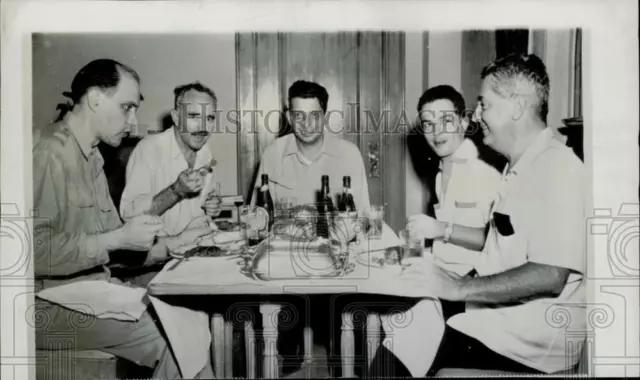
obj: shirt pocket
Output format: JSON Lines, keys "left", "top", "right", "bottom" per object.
{"left": 451, "top": 200, "right": 485, "bottom": 227}
{"left": 67, "top": 182, "right": 94, "bottom": 208}
{"left": 67, "top": 182, "right": 103, "bottom": 233}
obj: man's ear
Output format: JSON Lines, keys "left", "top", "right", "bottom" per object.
{"left": 285, "top": 109, "right": 292, "bottom": 127}
{"left": 512, "top": 96, "right": 527, "bottom": 121}
{"left": 170, "top": 109, "right": 180, "bottom": 131}
{"left": 86, "top": 88, "right": 101, "bottom": 112}
{"left": 460, "top": 116, "right": 470, "bottom": 133}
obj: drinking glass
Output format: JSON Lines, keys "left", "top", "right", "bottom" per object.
{"left": 367, "top": 205, "right": 385, "bottom": 239}
{"left": 239, "top": 206, "right": 266, "bottom": 246}
{"left": 275, "top": 197, "right": 296, "bottom": 220}
{"left": 398, "top": 229, "right": 425, "bottom": 265}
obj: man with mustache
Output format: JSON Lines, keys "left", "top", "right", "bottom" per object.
{"left": 120, "top": 82, "right": 222, "bottom": 250}
{"left": 33, "top": 59, "right": 208, "bottom": 379}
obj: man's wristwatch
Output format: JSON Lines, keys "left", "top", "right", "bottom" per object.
{"left": 443, "top": 222, "right": 454, "bottom": 244}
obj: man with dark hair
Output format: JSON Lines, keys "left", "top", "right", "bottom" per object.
{"left": 252, "top": 80, "right": 372, "bottom": 374}
{"left": 253, "top": 79, "right": 370, "bottom": 212}
{"left": 121, "top": 81, "right": 222, "bottom": 244}
{"left": 375, "top": 54, "right": 587, "bottom": 376}
{"left": 374, "top": 84, "right": 504, "bottom": 377}
{"left": 409, "top": 84, "right": 501, "bottom": 282}
{"left": 33, "top": 59, "right": 204, "bottom": 379}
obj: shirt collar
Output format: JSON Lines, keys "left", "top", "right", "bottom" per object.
{"left": 283, "top": 133, "right": 343, "bottom": 160}
{"left": 438, "top": 138, "right": 478, "bottom": 171}
{"left": 64, "top": 113, "right": 96, "bottom": 160}
{"left": 505, "top": 127, "right": 554, "bottom": 176}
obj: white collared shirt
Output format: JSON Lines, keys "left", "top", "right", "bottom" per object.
{"left": 431, "top": 138, "right": 502, "bottom": 275}
{"left": 253, "top": 133, "right": 371, "bottom": 214}
{"left": 120, "top": 127, "right": 213, "bottom": 236}
{"left": 447, "top": 128, "right": 588, "bottom": 373}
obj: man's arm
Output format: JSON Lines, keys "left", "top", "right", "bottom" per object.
{"left": 454, "top": 262, "right": 571, "bottom": 303}
{"left": 438, "top": 222, "right": 488, "bottom": 251}
{"left": 147, "top": 184, "right": 183, "bottom": 216}
{"left": 33, "top": 150, "right": 121, "bottom": 277}
{"left": 120, "top": 142, "right": 183, "bottom": 219}
{"left": 450, "top": 151, "right": 587, "bottom": 304}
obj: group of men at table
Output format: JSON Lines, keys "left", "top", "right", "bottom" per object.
{"left": 33, "top": 52, "right": 586, "bottom": 378}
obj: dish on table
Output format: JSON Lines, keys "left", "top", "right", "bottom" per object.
{"left": 239, "top": 236, "right": 355, "bottom": 281}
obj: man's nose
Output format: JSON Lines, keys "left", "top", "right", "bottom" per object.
{"left": 472, "top": 104, "right": 482, "bottom": 123}
{"left": 126, "top": 114, "right": 138, "bottom": 132}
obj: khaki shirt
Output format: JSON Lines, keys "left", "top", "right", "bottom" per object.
{"left": 448, "top": 128, "right": 588, "bottom": 373}
{"left": 33, "top": 115, "right": 122, "bottom": 291}
{"left": 252, "top": 133, "right": 371, "bottom": 214}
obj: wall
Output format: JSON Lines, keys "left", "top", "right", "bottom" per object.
{"left": 31, "top": 33, "right": 238, "bottom": 195}
{"left": 405, "top": 31, "right": 464, "bottom": 216}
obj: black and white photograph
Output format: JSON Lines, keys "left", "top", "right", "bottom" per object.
{"left": 1, "top": 1, "right": 638, "bottom": 380}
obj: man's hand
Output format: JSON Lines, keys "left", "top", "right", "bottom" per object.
{"left": 172, "top": 168, "right": 204, "bottom": 198}
{"left": 399, "top": 258, "right": 465, "bottom": 301}
{"left": 406, "top": 214, "right": 445, "bottom": 241}
{"left": 203, "top": 193, "right": 222, "bottom": 218}
{"left": 167, "top": 216, "right": 214, "bottom": 251}
{"left": 112, "top": 214, "right": 164, "bottom": 251}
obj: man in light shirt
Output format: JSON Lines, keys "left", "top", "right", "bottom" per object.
{"left": 120, "top": 82, "right": 222, "bottom": 252}
{"left": 252, "top": 80, "right": 371, "bottom": 214}
{"left": 397, "top": 53, "right": 587, "bottom": 376}
{"left": 252, "top": 80, "right": 372, "bottom": 375}
{"left": 409, "top": 85, "right": 502, "bottom": 278}
{"left": 370, "top": 85, "right": 503, "bottom": 378}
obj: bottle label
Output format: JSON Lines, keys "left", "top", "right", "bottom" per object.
{"left": 254, "top": 207, "right": 270, "bottom": 230}
{"left": 260, "top": 184, "right": 269, "bottom": 192}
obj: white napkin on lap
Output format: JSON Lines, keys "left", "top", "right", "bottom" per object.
{"left": 148, "top": 295, "right": 211, "bottom": 379}
{"left": 36, "top": 280, "right": 147, "bottom": 321}
{"left": 381, "top": 298, "right": 446, "bottom": 377}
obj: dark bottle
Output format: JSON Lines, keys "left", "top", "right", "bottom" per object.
{"left": 338, "top": 176, "right": 357, "bottom": 212}
{"left": 256, "top": 174, "right": 275, "bottom": 231}
{"left": 316, "top": 175, "right": 335, "bottom": 239}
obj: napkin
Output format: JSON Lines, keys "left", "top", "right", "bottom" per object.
{"left": 380, "top": 298, "right": 445, "bottom": 377}
{"left": 36, "top": 280, "right": 147, "bottom": 321}
{"left": 148, "top": 295, "right": 211, "bottom": 379}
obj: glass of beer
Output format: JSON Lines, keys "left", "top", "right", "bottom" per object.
{"left": 398, "top": 229, "right": 424, "bottom": 265}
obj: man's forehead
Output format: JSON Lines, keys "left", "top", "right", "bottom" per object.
{"left": 177, "top": 90, "right": 216, "bottom": 110}
{"left": 113, "top": 72, "right": 141, "bottom": 102}
{"left": 290, "top": 97, "right": 322, "bottom": 111}
{"left": 419, "top": 99, "right": 457, "bottom": 120}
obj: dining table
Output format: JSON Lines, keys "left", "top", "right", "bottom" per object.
{"left": 146, "top": 231, "right": 443, "bottom": 379}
